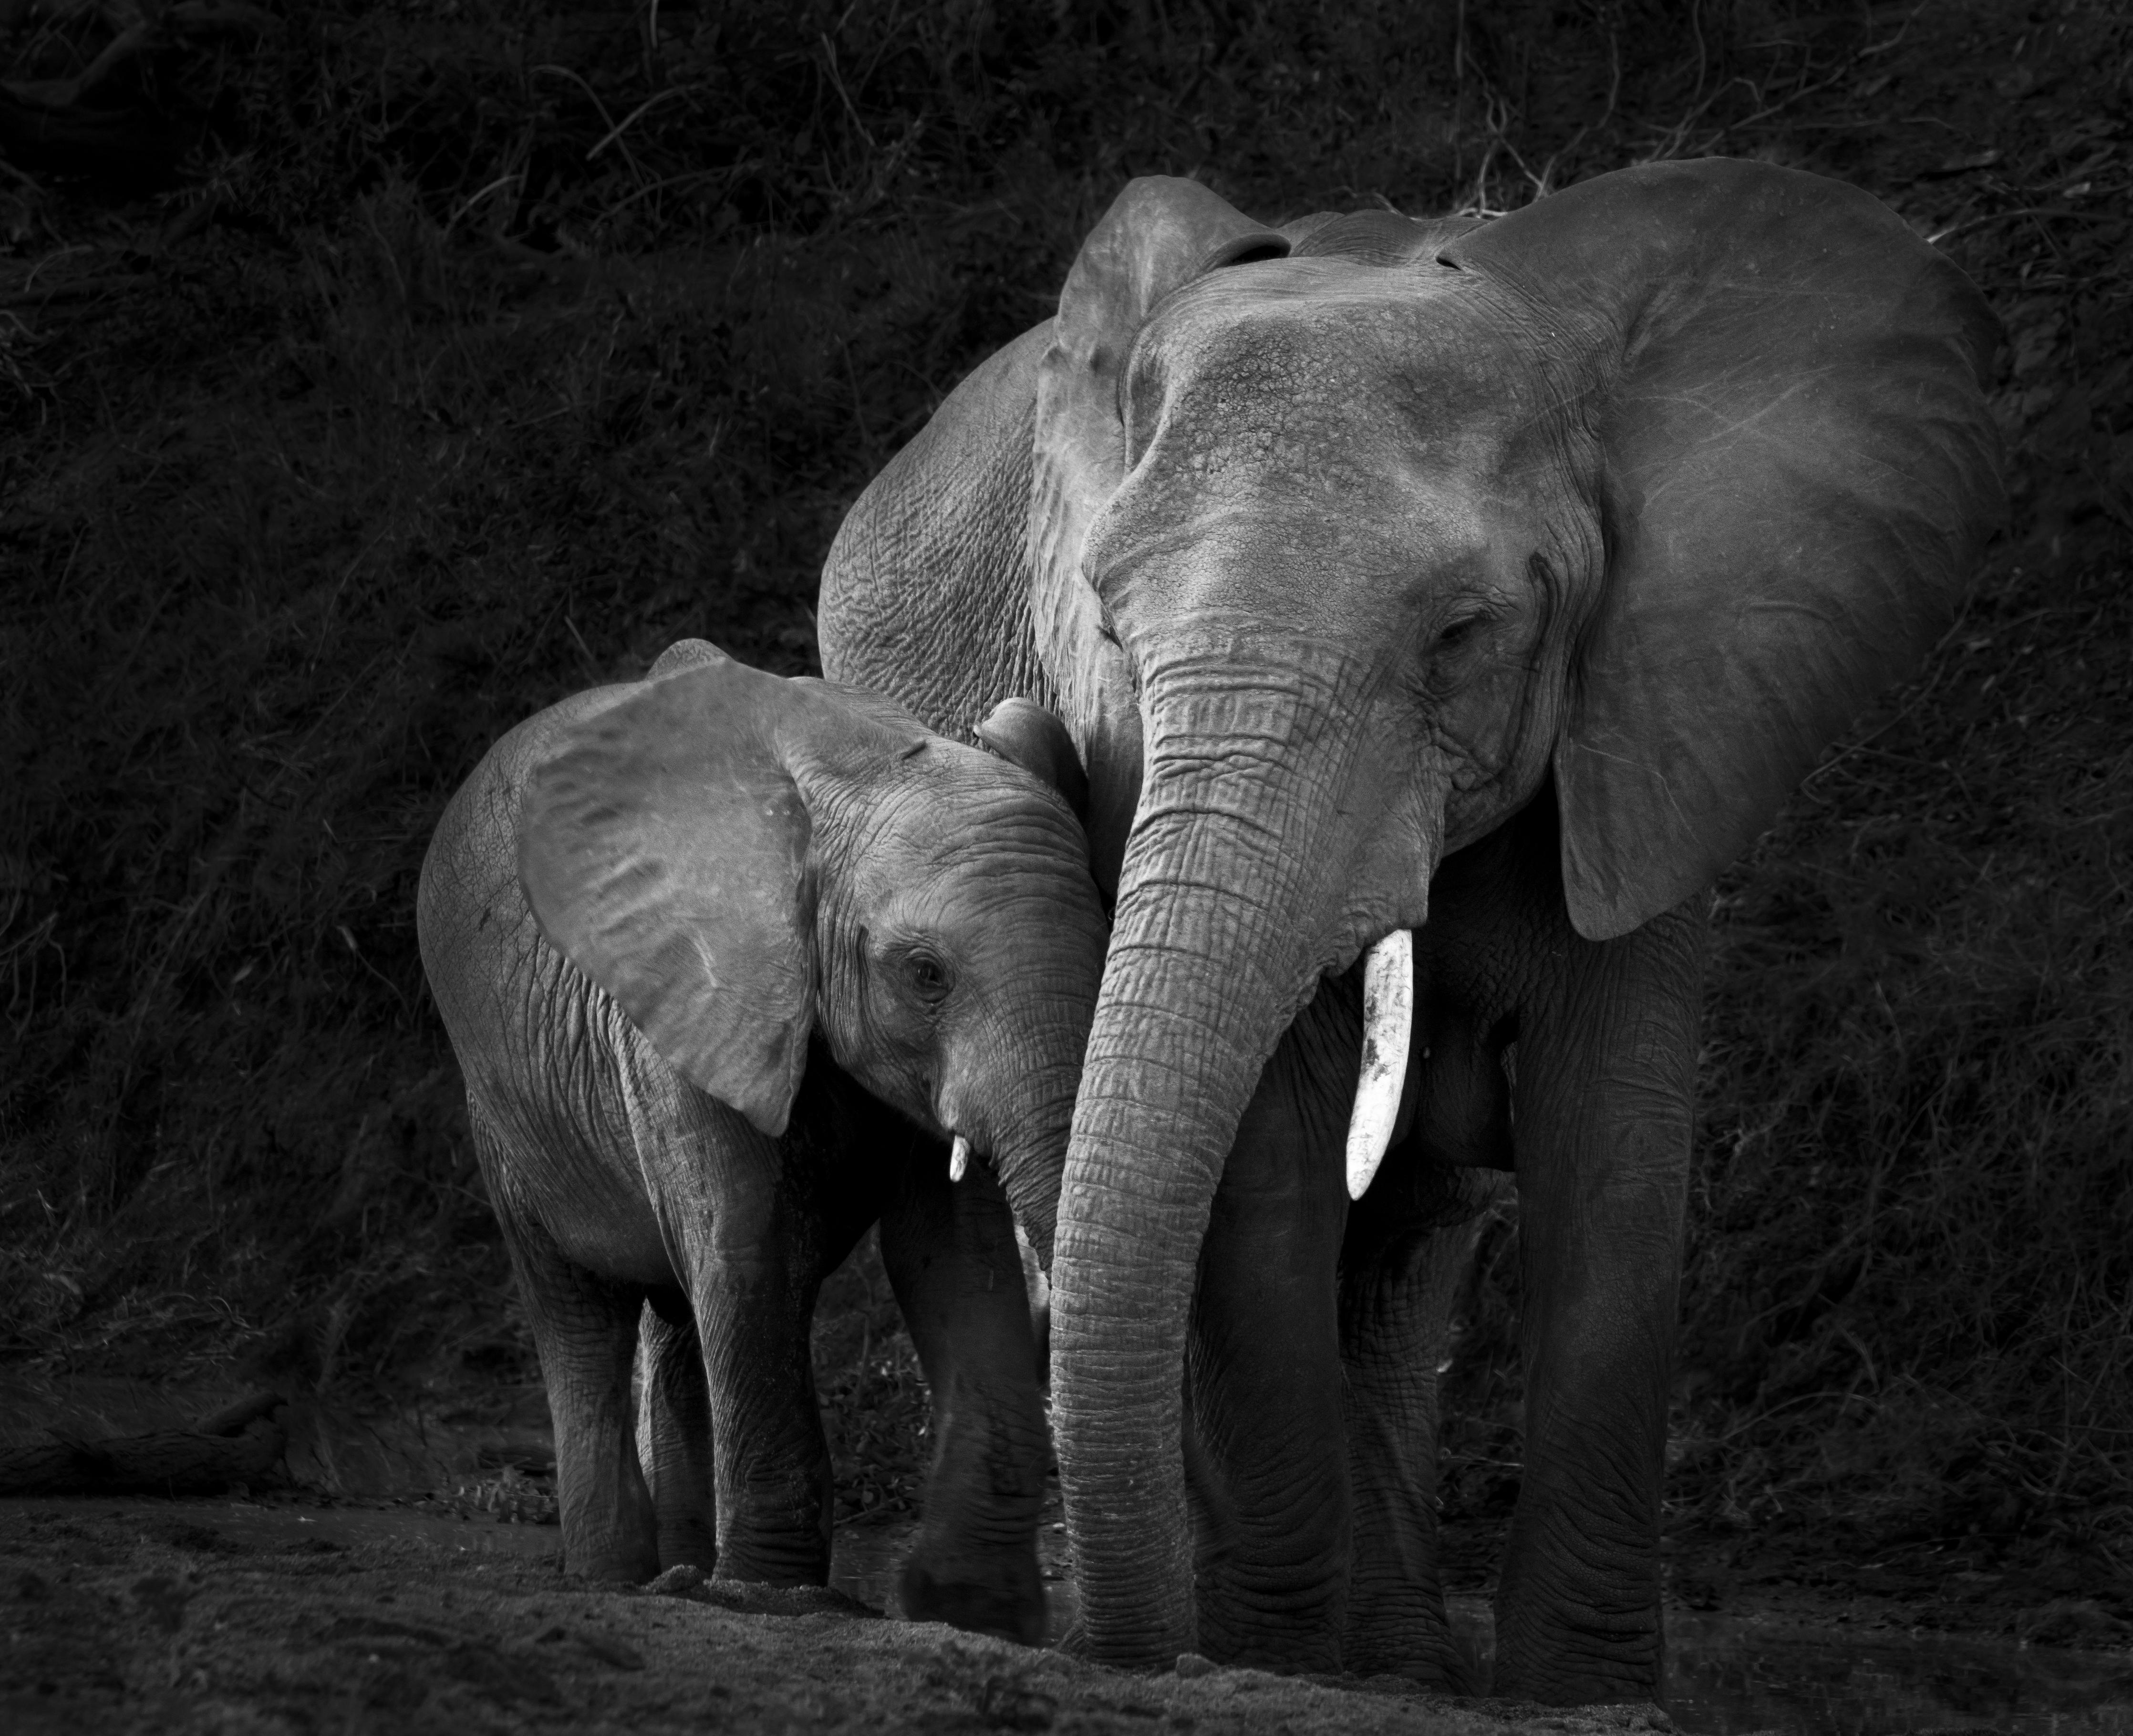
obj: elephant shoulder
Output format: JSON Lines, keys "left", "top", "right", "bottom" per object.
{"left": 818, "top": 321, "right": 1056, "bottom": 738}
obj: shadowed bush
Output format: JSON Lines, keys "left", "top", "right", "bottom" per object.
{"left": 1674, "top": 549, "right": 2133, "bottom": 1556}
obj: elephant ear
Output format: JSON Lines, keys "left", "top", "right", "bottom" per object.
{"left": 976, "top": 696, "right": 1090, "bottom": 821}
{"left": 518, "top": 657, "right": 816, "bottom": 1136}
{"left": 1028, "top": 178, "right": 1291, "bottom": 890}
{"left": 646, "top": 636, "right": 732, "bottom": 678}
{"left": 1441, "top": 159, "right": 2005, "bottom": 940}
{"left": 1032, "top": 176, "right": 1292, "bottom": 596}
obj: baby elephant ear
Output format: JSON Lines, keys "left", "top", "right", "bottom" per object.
{"left": 518, "top": 658, "right": 816, "bottom": 1136}
{"left": 1443, "top": 160, "right": 2005, "bottom": 940}
{"left": 977, "top": 697, "right": 1090, "bottom": 820}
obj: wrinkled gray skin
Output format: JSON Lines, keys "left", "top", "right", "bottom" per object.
{"left": 417, "top": 641, "right": 1107, "bottom": 1644}
{"left": 817, "top": 161, "right": 2004, "bottom": 1697}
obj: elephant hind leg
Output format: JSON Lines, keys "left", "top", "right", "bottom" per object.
{"left": 638, "top": 1290, "right": 718, "bottom": 1572}
{"left": 1180, "top": 1031, "right": 1354, "bottom": 1676}
{"left": 1339, "top": 1159, "right": 1505, "bottom": 1690}
{"left": 1492, "top": 900, "right": 1702, "bottom": 1703}
{"left": 879, "top": 1147, "right": 1049, "bottom": 1647}
{"left": 486, "top": 1187, "right": 658, "bottom": 1582}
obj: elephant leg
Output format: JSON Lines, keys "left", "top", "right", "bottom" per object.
{"left": 1492, "top": 899, "right": 1704, "bottom": 1703}
{"left": 690, "top": 1234, "right": 836, "bottom": 1587}
{"left": 637, "top": 1289, "right": 718, "bottom": 1572}
{"left": 1185, "top": 1021, "right": 1353, "bottom": 1673}
{"left": 1339, "top": 1159, "right": 1504, "bottom": 1688}
{"left": 879, "top": 1143, "right": 1049, "bottom": 1646}
{"left": 1180, "top": 1367, "right": 1241, "bottom": 1602}
{"left": 488, "top": 1186, "right": 657, "bottom": 1582}
{"left": 617, "top": 1049, "right": 833, "bottom": 1587}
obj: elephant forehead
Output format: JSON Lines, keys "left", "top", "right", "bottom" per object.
{"left": 1131, "top": 265, "right": 1548, "bottom": 470}
{"left": 863, "top": 749, "right": 1087, "bottom": 877}
{"left": 1095, "top": 285, "right": 1544, "bottom": 608}
{"left": 1089, "top": 454, "right": 1501, "bottom": 606}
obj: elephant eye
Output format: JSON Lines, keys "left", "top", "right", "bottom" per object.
{"left": 1434, "top": 614, "right": 1483, "bottom": 652}
{"left": 904, "top": 951, "right": 953, "bottom": 1005}
{"left": 1096, "top": 597, "right": 1125, "bottom": 649}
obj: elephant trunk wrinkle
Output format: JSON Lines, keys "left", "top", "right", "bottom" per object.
{"left": 1053, "top": 993, "right": 1272, "bottom": 1663}
{"left": 1051, "top": 812, "right": 1338, "bottom": 1665}
{"left": 1050, "top": 634, "right": 1446, "bottom": 1667}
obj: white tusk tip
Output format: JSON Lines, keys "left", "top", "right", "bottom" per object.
{"left": 1345, "top": 930, "right": 1414, "bottom": 1201}
{"left": 949, "top": 1134, "right": 970, "bottom": 1183}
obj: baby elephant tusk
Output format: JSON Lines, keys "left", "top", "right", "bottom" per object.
{"left": 949, "top": 1134, "right": 971, "bottom": 1183}
{"left": 1345, "top": 930, "right": 1414, "bottom": 1201}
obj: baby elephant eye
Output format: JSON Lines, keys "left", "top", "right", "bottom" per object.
{"left": 905, "top": 952, "right": 953, "bottom": 1004}
{"left": 1434, "top": 614, "right": 1483, "bottom": 652}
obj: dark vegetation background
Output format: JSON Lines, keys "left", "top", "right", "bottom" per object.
{"left": 2, "top": 0, "right": 2127, "bottom": 1614}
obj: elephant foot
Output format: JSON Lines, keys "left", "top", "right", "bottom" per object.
{"left": 656, "top": 1515, "right": 719, "bottom": 1574}
{"left": 565, "top": 1538, "right": 663, "bottom": 1584}
{"left": 1492, "top": 1663, "right": 1662, "bottom": 1707}
{"left": 1192, "top": 1588, "right": 1346, "bottom": 1677}
{"left": 1344, "top": 1633, "right": 1481, "bottom": 1696}
{"left": 1491, "top": 1630, "right": 1661, "bottom": 1705}
{"left": 696, "top": 1497, "right": 832, "bottom": 1589}
{"left": 648, "top": 1563, "right": 882, "bottom": 1616}
{"left": 1343, "top": 1594, "right": 1481, "bottom": 1694}
{"left": 1491, "top": 1588, "right": 1662, "bottom": 1704}
{"left": 899, "top": 1536, "right": 1047, "bottom": 1646}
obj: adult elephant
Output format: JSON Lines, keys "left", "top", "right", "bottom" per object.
{"left": 818, "top": 160, "right": 2002, "bottom": 1699}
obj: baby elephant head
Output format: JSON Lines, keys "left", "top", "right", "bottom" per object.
{"left": 515, "top": 640, "right": 1108, "bottom": 1259}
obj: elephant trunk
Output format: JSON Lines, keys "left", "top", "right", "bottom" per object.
{"left": 964, "top": 894, "right": 1110, "bottom": 1270}
{"left": 986, "top": 1044, "right": 1087, "bottom": 1269}
{"left": 1048, "top": 643, "right": 1396, "bottom": 1666}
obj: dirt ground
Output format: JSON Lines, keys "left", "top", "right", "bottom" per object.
{"left": 0, "top": 1496, "right": 1677, "bottom": 1736}
{"left": 8, "top": 1488, "right": 2132, "bottom": 1735}
{"left": 6, "top": 1450, "right": 2131, "bottom": 1736}
{"left": 9, "top": 1362, "right": 2129, "bottom": 1734}
{"left": 0, "top": 1370, "right": 1690, "bottom": 1734}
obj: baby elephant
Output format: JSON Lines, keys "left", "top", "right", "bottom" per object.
{"left": 418, "top": 640, "right": 1108, "bottom": 1643}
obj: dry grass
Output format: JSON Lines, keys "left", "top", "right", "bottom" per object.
{"left": 3, "top": 0, "right": 2128, "bottom": 1558}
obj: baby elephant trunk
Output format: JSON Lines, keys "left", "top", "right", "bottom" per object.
{"left": 981, "top": 1050, "right": 1084, "bottom": 1271}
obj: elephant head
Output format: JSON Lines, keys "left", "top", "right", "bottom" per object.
{"left": 514, "top": 641, "right": 1109, "bottom": 1256}
{"left": 1029, "top": 162, "right": 2004, "bottom": 1662}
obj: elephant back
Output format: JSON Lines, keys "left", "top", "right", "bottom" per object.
{"left": 817, "top": 322, "right": 1059, "bottom": 742}
{"left": 1281, "top": 207, "right": 1483, "bottom": 265}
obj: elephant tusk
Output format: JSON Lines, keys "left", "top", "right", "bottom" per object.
{"left": 1345, "top": 930, "right": 1413, "bottom": 1200}
{"left": 949, "top": 1134, "right": 971, "bottom": 1183}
